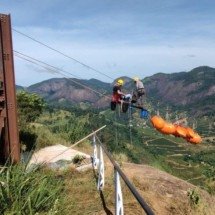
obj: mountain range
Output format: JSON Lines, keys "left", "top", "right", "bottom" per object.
{"left": 18, "top": 66, "right": 215, "bottom": 116}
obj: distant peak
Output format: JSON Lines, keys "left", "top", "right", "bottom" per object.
{"left": 189, "top": 66, "right": 215, "bottom": 73}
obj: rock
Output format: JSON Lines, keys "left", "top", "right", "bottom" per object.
{"left": 27, "top": 144, "right": 91, "bottom": 170}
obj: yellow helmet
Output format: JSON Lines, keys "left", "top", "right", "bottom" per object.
{"left": 117, "top": 79, "right": 124, "bottom": 85}
{"left": 133, "top": 77, "right": 139, "bottom": 82}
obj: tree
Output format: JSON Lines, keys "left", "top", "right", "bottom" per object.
{"left": 17, "top": 91, "right": 46, "bottom": 124}
{"left": 16, "top": 91, "right": 46, "bottom": 151}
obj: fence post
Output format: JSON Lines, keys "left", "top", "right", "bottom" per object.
{"left": 97, "top": 144, "right": 104, "bottom": 190}
{"left": 92, "top": 134, "right": 98, "bottom": 169}
{"left": 115, "top": 168, "right": 124, "bottom": 215}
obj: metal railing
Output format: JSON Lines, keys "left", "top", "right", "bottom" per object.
{"left": 92, "top": 134, "right": 155, "bottom": 215}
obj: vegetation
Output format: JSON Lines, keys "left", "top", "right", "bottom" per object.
{"left": 8, "top": 87, "right": 214, "bottom": 213}
{"left": 187, "top": 189, "right": 201, "bottom": 207}
{"left": 17, "top": 91, "right": 46, "bottom": 124}
{"left": 0, "top": 165, "right": 62, "bottom": 214}
{"left": 17, "top": 91, "right": 46, "bottom": 151}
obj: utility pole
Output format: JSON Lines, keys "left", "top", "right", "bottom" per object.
{"left": 0, "top": 14, "right": 20, "bottom": 164}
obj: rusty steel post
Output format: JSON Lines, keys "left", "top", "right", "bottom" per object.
{"left": 0, "top": 14, "right": 20, "bottom": 163}
{"left": 0, "top": 15, "right": 6, "bottom": 163}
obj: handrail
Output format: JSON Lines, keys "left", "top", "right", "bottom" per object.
{"left": 39, "top": 125, "right": 107, "bottom": 164}
{"left": 70, "top": 125, "right": 106, "bottom": 148}
{"left": 95, "top": 135, "right": 155, "bottom": 215}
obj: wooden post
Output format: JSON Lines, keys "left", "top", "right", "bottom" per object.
{"left": 0, "top": 14, "right": 20, "bottom": 163}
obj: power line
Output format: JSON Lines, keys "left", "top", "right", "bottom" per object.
{"left": 14, "top": 53, "right": 108, "bottom": 98}
{"left": 14, "top": 50, "right": 81, "bottom": 79}
{"left": 14, "top": 51, "right": 111, "bottom": 99}
{"left": 12, "top": 28, "right": 114, "bottom": 81}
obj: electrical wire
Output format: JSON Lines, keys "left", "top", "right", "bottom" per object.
{"left": 12, "top": 28, "right": 114, "bottom": 81}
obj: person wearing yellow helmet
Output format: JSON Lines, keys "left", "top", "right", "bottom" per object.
{"left": 132, "top": 76, "right": 145, "bottom": 108}
{"left": 117, "top": 79, "right": 124, "bottom": 85}
{"left": 111, "top": 78, "right": 134, "bottom": 112}
{"left": 110, "top": 79, "right": 125, "bottom": 110}
{"left": 112, "top": 79, "right": 125, "bottom": 103}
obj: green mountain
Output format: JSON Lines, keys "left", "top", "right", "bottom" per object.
{"left": 144, "top": 66, "right": 215, "bottom": 116}
{"left": 21, "top": 66, "right": 215, "bottom": 116}
{"left": 27, "top": 78, "right": 111, "bottom": 109}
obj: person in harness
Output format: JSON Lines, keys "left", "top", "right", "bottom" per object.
{"left": 111, "top": 79, "right": 132, "bottom": 112}
{"left": 112, "top": 79, "right": 125, "bottom": 102}
{"left": 132, "top": 77, "right": 145, "bottom": 108}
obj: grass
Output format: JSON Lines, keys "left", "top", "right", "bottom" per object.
{"left": 57, "top": 169, "right": 114, "bottom": 214}
{"left": 148, "top": 138, "right": 181, "bottom": 147}
{"left": 0, "top": 164, "right": 63, "bottom": 215}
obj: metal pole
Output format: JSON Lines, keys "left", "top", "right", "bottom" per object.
{"left": 0, "top": 14, "right": 20, "bottom": 163}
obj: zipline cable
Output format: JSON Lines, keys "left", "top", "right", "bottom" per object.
{"left": 12, "top": 28, "right": 141, "bottom": 149}
{"left": 13, "top": 28, "right": 114, "bottom": 81}
{"left": 14, "top": 51, "right": 130, "bottom": 147}
{"left": 15, "top": 51, "right": 147, "bottom": 151}
{"left": 14, "top": 51, "right": 111, "bottom": 99}
{"left": 14, "top": 50, "right": 81, "bottom": 79}
{"left": 14, "top": 51, "right": 135, "bottom": 147}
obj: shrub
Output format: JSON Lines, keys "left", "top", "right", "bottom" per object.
{"left": 187, "top": 188, "right": 201, "bottom": 207}
{"left": 72, "top": 154, "right": 86, "bottom": 165}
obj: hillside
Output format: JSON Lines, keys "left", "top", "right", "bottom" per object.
{"left": 122, "top": 162, "right": 215, "bottom": 215}
{"left": 144, "top": 66, "right": 215, "bottom": 116}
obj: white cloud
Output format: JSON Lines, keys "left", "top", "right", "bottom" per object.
{"left": 1, "top": 0, "right": 214, "bottom": 86}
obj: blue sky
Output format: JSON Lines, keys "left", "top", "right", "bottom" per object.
{"left": 1, "top": 0, "right": 215, "bottom": 86}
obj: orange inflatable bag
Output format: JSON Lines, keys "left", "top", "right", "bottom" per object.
{"left": 187, "top": 133, "right": 202, "bottom": 144}
{"left": 160, "top": 122, "right": 176, "bottom": 135}
{"left": 150, "top": 115, "right": 165, "bottom": 130}
{"left": 150, "top": 115, "right": 202, "bottom": 145}
{"left": 186, "top": 127, "right": 195, "bottom": 138}
{"left": 175, "top": 126, "right": 187, "bottom": 138}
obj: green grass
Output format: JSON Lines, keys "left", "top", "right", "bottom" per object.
{"left": 148, "top": 138, "right": 179, "bottom": 146}
{"left": 0, "top": 164, "right": 63, "bottom": 215}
